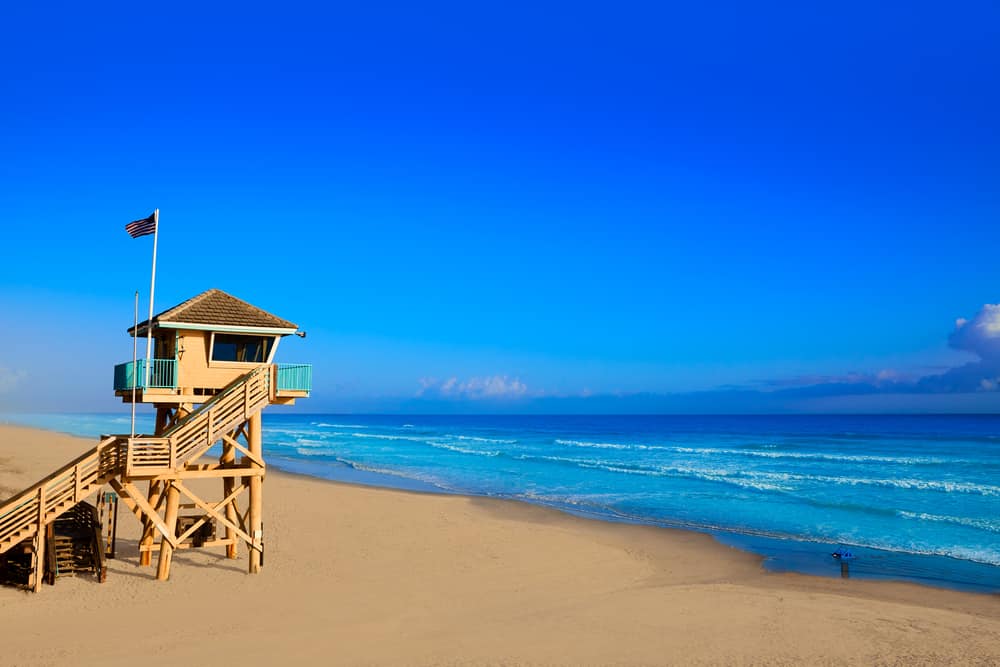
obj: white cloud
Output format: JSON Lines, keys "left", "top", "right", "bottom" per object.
{"left": 417, "top": 375, "right": 528, "bottom": 400}
{"left": 751, "top": 303, "right": 1000, "bottom": 396}
{"left": 949, "top": 303, "right": 1000, "bottom": 359}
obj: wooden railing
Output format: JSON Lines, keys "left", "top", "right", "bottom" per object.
{"left": 113, "top": 358, "right": 178, "bottom": 391}
{"left": 0, "top": 364, "right": 273, "bottom": 556}
{"left": 124, "top": 365, "right": 271, "bottom": 476}
{"left": 0, "top": 436, "right": 124, "bottom": 553}
{"left": 276, "top": 364, "right": 312, "bottom": 393}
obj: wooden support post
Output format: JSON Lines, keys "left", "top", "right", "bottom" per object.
{"left": 156, "top": 482, "right": 181, "bottom": 581}
{"left": 90, "top": 505, "right": 108, "bottom": 583}
{"left": 221, "top": 432, "right": 238, "bottom": 560}
{"left": 142, "top": 405, "right": 173, "bottom": 566}
{"left": 139, "top": 479, "right": 162, "bottom": 566}
{"left": 247, "top": 413, "right": 263, "bottom": 573}
{"left": 45, "top": 523, "right": 56, "bottom": 585}
{"left": 32, "top": 487, "right": 46, "bottom": 592}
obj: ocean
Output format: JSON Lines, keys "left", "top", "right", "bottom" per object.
{"left": 4, "top": 412, "right": 998, "bottom": 593}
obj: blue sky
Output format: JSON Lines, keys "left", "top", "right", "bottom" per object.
{"left": 1, "top": 1, "right": 999, "bottom": 413}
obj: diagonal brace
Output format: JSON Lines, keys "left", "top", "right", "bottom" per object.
{"left": 109, "top": 479, "right": 179, "bottom": 549}
{"left": 172, "top": 481, "right": 261, "bottom": 553}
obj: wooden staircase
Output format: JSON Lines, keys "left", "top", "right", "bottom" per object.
{"left": 0, "top": 436, "right": 123, "bottom": 556}
{"left": 46, "top": 501, "right": 107, "bottom": 584}
{"left": 0, "top": 364, "right": 276, "bottom": 590}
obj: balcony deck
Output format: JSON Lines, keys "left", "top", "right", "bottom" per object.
{"left": 114, "top": 359, "right": 177, "bottom": 392}
{"left": 114, "top": 360, "right": 312, "bottom": 403}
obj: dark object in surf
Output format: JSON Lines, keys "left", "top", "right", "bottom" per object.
{"left": 832, "top": 547, "right": 855, "bottom": 578}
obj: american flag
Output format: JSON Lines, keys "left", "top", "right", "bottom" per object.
{"left": 125, "top": 213, "right": 156, "bottom": 238}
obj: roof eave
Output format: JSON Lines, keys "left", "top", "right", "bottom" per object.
{"left": 129, "top": 321, "right": 299, "bottom": 336}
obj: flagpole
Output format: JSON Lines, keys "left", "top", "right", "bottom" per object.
{"left": 131, "top": 290, "right": 138, "bottom": 438}
{"left": 144, "top": 208, "right": 159, "bottom": 388}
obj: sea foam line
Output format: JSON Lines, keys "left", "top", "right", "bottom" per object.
{"left": 454, "top": 435, "right": 518, "bottom": 444}
{"left": 427, "top": 442, "right": 501, "bottom": 457}
{"left": 522, "top": 454, "right": 791, "bottom": 492}
{"left": 672, "top": 446, "right": 952, "bottom": 465}
{"left": 555, "top": 439, "right": 671, "bottom": 451}
{"left": 557, "top": 438, "right": 956, "bottom": 465}
{"left": 895, "top": 511, "right": 1000, "bottom": 533}
{"left": 523, "top": 453, "right": 1000, "bottom": 497}
{"left": 350, "top": 432, "right": 421, "bottom": 441}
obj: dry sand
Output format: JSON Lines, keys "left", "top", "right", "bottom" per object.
{"left": 1, "top": 423, "right": 998, "bottom": 666}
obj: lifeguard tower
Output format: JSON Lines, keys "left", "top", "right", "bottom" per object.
{"left": 0, "top": 289, "right": 311, "bottom": 590}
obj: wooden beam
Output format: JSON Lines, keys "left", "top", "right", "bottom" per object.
{"left": 111, "top": 483, "right": 145, "bottom": 524}
{"left": 90, "top": 504, "right": 107, "bottom": 583}
{"left": 140, "top": 537, "right": 237, "bottom": 552}
{"left": 145, "top": 465, "right": 263, "bottom": 481}
{"left": 138, "top": 479, "right": 163, "bottom": 566}
{"left": 221, "top": 434, "right": 238, "bottom": 560}
{"left": 248, "top": 412, "right": 263, "bottom": 573}
{"left": 175, "top": 484, "right": 246, "bottom": 544}
{"left": 156, "top": 483, "right": 181, "bottom": 580}
{"left": 172, "top": 482, "right": 260, "bottom": 553}
{"left": 44, "top": 523, "right": 56, "bottom": 585}
{"left": 111, "top": 480, "right": 178, "bottom": 549}
{"left": 222, "top": 433, "right": 264, "bottom": 468}
{"left": 31, "top": 487, "right": 45, "bottom": 592}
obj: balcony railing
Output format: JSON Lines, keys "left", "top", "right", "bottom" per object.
{"left": 114, "top": 358, "right": 177, "bottom": 391}
{"left": 277, "top": 364, "right": 312, "bottom": 393}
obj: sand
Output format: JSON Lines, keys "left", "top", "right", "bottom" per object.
{"left": 0, "top": 424, "right": 998, "bottom": 666}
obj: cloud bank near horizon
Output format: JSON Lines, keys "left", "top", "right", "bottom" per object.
{"left": 380, "top": 303, "right": 1000, "bottom": 413}
{"left": 918, "top": 303, "right": 1000, "bottom": 392}
{"left": 417, "top": 375, "right": 529, "bottom": 400}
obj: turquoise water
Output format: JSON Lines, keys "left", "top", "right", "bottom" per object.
{"left": 5, "top": 412, "right": 999, "bottom": 593}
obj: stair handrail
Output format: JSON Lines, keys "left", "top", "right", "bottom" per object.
{"left": 161, "top": 365, "right": 269, "bottom": 440}
{"left": 123, "top": 365, "right": 271, "bottom": 475}
{"left": 1, "top": 365, "right": 275, "bottom": 553}
{"left": 0, "top": 436, "right": 123, "bottom": 552}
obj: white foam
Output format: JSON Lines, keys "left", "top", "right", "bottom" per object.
{"left": 294, "top": 447, "right": 333, "bottom": 457}
{"left": 453, "top": 435, "right": 517, "bottom": 444}
{"left": 555, "top": 438, "right": 671, "bottom": 451}
{"left": 522, "top": 454, "right": 790, "bottom": 492}
{"left": 670, "top": 446, "right": 950, "bottom": 465}
{"left": 896, "top": 511, "right": 1000, "bottom": 533}
{"left": 350, "top": 432, "right": 417, "bottom": 441}
{"left": 294, "top": 438, "right": 327, "bottom": 448}
{"left": 794, "top": 474, "right": 1000, "bottom": 496}
{"left": 556, "top": 440, "right": 948, "bottom": 465}
{"left": 428, "top": 442, "right": 501, "bottom": 457}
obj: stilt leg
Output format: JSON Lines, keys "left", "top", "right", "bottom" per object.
{"left": 248, "top": 414, "right": 263, "bottom": 574}
{"left": 221, "top": 435, "right": 238, "bottom": 559}
{"left": 139, "top": 479, "right": 162, "bottom": 566}
{"left": 32, "top": 487, "right": 45, "bottom": 592}
{"left": 142, "top": 406, "right": 172, "bottom": 566}
{"left": 156, "top": 483, "right": 180, "bottom": 581}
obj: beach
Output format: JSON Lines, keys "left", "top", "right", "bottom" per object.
{"left": 1, "top": 424, "right": 998, "bottom": 665}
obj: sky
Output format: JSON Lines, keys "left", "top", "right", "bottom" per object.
{"left": 0, "top": 1, "right": 998, "bottom": 414}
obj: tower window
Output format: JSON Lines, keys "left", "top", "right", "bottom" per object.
{"left": 211, "top": 334, "right": 273, "bottom": 363}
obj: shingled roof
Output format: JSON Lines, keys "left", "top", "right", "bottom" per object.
{"left": 129, "top": 289, "right": 298, "bottom": 334}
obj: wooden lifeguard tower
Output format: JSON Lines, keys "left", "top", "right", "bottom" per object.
{"left": 0, "top": 289, "right": 311, "bottom": 590}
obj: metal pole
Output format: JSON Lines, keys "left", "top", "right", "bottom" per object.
{"left": 131, "top": 290, "right": 138, "bottom": 437}
{"left": 144, "top": 209, "right": 159, "bottom": 388}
